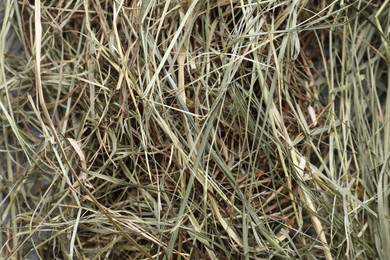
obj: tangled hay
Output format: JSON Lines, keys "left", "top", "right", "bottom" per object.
{"left": 1, "top": 0, "right": 389, "bottom": 259}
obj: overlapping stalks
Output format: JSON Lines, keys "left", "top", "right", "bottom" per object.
{"left": 0, "top": 1, "right": 388, "bottom": 259}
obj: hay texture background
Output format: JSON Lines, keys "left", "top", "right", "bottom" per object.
{"left": 1, "top": 1, "right": 389, "bottom": 259}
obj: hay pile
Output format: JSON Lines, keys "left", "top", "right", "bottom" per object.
{"left": 1, "top": 0, "right": 389, "bottom": 259}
